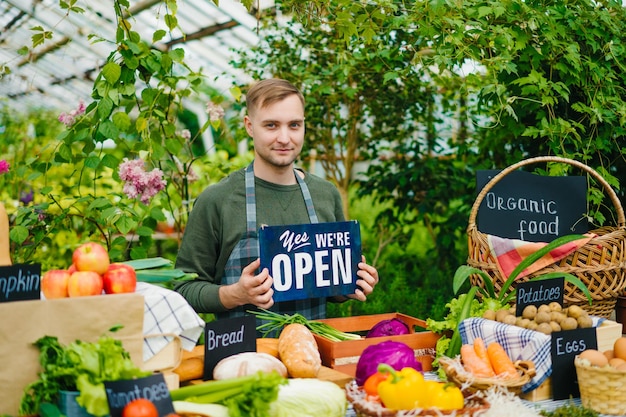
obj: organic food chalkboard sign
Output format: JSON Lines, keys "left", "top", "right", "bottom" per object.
{"left": 550, "top": 327, "right": 597, "bottom": 400}
{"left": 104, "top": 373, "right": 174, "bottom": 417}
{"left": 203, "top": 315, "right": 256, "bottom": 380}
{"left": 514, "top": 277, "right": 564, "bottom": 316}
{"left": 259, "top": 220, "right": 361, "bottom": 302}
{"left": 476, "top": 170, "right": 587, "bottom": 242}
{"left": 0, "top": 263, "right": 41, "bottom": 302}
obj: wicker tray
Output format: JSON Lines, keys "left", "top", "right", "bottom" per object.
{"left": 575, "top": 356, "right": 626, "bottom": 415}
{"left": 467, "top": 156, "right": 626, "bottom": 318}
{"left": 345, "top": 380, "right": 490, "bottom": 417}
{"left": 439, "top": 356, "right": 536, "bottom": 396}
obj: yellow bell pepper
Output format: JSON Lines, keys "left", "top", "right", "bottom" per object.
{"left": 425, "top": 381, "right": 465, "bottom": 410}
{"left": 376, "top": 363, "right": 426, "bottom": 410}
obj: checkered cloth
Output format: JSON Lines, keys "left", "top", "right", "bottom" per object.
{"left": 459, "top": 316, "right": 604, "bottom": 393}
{"left": 136, "top": 282, "right": 205, "bottom": 362}
{"left": 487, "top": 233, "right": 595, "bottom": 279}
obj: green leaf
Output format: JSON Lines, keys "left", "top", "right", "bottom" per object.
{"left": 10, "top": 225, "right": 29, "bottom": 244}
{"left": 102, "top": 62, "right": 121, "bottom": 84}
{"left": 453, "top": 265, "right": 494, "bottom": 296}
{"left": 97, "top": 97, "right": 114, "bottom": 119}
{"left": 136, "top": 269, "right": 188, "bottom": 283}
{"left": 153, "top": 29, "right": 166, "bottom": 42}
{"left": 164, "top": 14, "right": 178, "bottom": 31}
{"left": 123, "top": 257, "right": 172, "bottom": 270}
{"left": 112, "top": 112, "right": 131, "bottom": 131}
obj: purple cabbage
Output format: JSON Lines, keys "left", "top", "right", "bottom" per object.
{"left": 355, "top": 340, "right": 422, "bottom": 386}
{"left": 366, "top": 318, "right": 410, "bottom": 338}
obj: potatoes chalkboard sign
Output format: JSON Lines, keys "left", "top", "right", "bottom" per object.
{"left": 476, "top": 170, "right": 587, "bottom": 242}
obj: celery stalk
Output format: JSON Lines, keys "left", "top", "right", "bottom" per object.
{"left": 170, "top": 374, "right": 256, "bottom": 401}
{"left": 188, "top": 387, "right": 243, "bottom": 404}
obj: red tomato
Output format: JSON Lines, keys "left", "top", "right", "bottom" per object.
{"left": 122, "top": 399, "right": 158, "bottom": 417}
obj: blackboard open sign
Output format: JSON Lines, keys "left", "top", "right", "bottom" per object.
{"left": 259, "top": 220, "right": 361, "bottom": 302}
{"left": 0, "top": 263, "right": 41, "bottom": 302}
{"left": 104, "top": 373, "right": 175, "bottom": 417}
{"left": 476, "top": 170, "right": 587, "bottom": 242}
{"left": 203, "top": 315, "right": 257, "bottom": 380}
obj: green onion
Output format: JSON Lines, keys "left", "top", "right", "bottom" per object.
{"left": 248, "top": 308, "right": 362, "bottom": 341}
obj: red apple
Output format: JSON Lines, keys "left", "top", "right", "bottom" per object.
{"left": 103, "top": 263, "right": 137, "bottom": 294}
{"left": 67, "top": 271, "right": 104, "bottom": 297}
{"left": 41, "top": 269, "right": 71, "bottom": 299}
{"left": 72, "top": 242, "right": 110, "bottom": 275}
{"left": 67, "top": 263, "right": 77, "bottom": 274}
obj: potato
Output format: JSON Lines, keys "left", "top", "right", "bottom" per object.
{"left": 522, "top": 305, "right": 537, "bottom": 320}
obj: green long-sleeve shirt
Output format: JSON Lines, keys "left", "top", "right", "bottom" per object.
{"left": 174, "top": 167, "right": 345, "bottom": 313}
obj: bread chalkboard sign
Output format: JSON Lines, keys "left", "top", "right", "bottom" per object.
{"left": 514, "top": 277, "right": 564, "bottom": 317}
{"left": 0, "top": 263, "right": 41, "bottom": 302}
{"left": 550, "top": 327, "right": 597, "bottom": 400}
{"left": 104, "top": 373, "right": 175, "bottom": 417}
{"left": 203, "top": 315, "right": 256, "bottom": 380}
{"left": 259, "top": 220, "right": 361, "bottom": 302}
{"left": 476, "top": 170, "right": 587, "bottom": 242}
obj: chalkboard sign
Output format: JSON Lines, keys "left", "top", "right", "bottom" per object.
{"left": 203, "top": 315, "right": 257, "bottom": 380}
{"left": 104, "top": 373, "right": 174, "bottom": 417}
{"left": 550, "top": 327, "right": 597, "bottom": 400}
{"left": 515, "top": 277, "right": 564, "bottom": 316}
{"left": 0, "top": 263, "right": 41, "bottom": 302}
{"left": 476, "top": 170, "right": 587, "bottom": 242}
{"left": 259, "top": 220, "right": 361, "bottom": 302}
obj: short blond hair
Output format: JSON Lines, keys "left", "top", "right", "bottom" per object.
{"left": 246, "top": 78, "right": 305, "bottom": 117}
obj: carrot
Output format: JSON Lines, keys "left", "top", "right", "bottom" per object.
{"left": 460, "top": 343, "right": 496, "bottom": 377}
{"left": 486, "top": 341, "right": 518, "bottom": 378}
{"left": 473, "top": 337, "right": 495, "bottom": 375}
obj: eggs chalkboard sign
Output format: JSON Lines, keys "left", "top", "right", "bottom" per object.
{"left": 550, "top": 327, "right": 597, "bottom": 400}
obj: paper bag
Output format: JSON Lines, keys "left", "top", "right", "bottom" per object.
{"left": 0, "top": 292, "right": 145, "bottom": 416}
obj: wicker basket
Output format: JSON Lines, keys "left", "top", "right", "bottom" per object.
{"left": 467, "top": 156, "right": 626, "bottom": 318}
{"left": 345, "top": 380, "right": 490, "bottom": 417}
{"left": 438, "top": 356, "right": 536, "bottom": 396}
{"left": 575, "top": 356, "right": 626, "bottom": 415}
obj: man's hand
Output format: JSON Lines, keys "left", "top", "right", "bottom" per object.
{"left": 348, "top": 255, "right": 380, "bottom": 302}
{"left": 219, "top": 258, "right": 274, "bottom": 309}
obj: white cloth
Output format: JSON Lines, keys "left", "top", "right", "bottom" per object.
{"left": 136, "top": 282, "right": 205, "bottom": 362}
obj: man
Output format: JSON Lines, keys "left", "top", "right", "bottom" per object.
{"left": 175, "top": 78, "right": 379, "bottom": 323}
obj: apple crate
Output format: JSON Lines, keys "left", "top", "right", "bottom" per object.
{"left": 313, "top": 313, "right": 440, "bottom": 376}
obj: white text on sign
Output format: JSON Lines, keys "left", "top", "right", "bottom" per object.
{"left": 273, "top": 230, "right": 353, "bottom": 292}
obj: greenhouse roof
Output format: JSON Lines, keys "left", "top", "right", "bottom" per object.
{"left": 0, "top": 0, "right": 274, "bottom": 112}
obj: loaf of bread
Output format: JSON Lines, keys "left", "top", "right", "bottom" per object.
{"left": 172, "top": 356, "right": 204, "bottom": 382}
{"left": 213, "top": 351, "right": 288, "bottom": 380}
{"left": 278, "top": 323, "right": 322, "bottom": 378}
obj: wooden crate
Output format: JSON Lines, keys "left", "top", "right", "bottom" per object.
{"left": 313, "top": 313, "right": 440, "bottom": 376}
{"left": 596, "top": 319, "right": 623, "bottom": 352}
{"left": 521, "top": 377, "right": 552, "bottom": 402}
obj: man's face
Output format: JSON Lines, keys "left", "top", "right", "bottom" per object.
{"left": 244, "top": 94, "right": 305, "bottom": 169}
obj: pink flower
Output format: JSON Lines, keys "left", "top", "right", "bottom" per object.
{"left": 118, "top": 158, "right": 167, "bottom": 204}
{"left": 58, "top": 100, "right": 86, "bottom": 127}
{"left": 206, "top": 101, "right": 225, "bottom": 122}
{"left": 180, "top": 129, "right": 191, "bottom": 140}
{"left": 0, "top": 160, "right": 9, "bottom": 174}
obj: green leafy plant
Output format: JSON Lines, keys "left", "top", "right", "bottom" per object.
{"left": 428, "top": 234, "right": 594, "bottom": 360}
